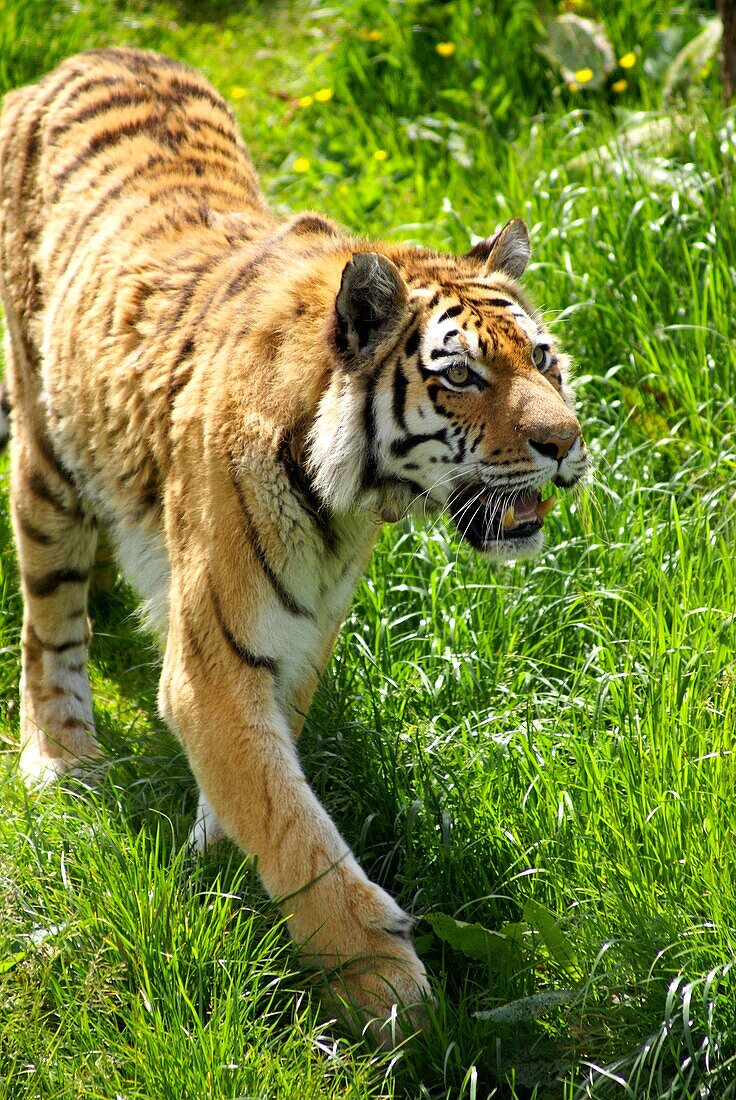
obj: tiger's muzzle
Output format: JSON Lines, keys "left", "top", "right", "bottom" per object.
{"left": 448, "top": 472, "right": 584, "bottom": 554}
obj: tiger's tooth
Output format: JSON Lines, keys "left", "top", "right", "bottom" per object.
{"left": 502, "top": 505, "right": 516, "bottom": 530}
{"left": 535, "top": 494, "right": 557, "bottom": 520}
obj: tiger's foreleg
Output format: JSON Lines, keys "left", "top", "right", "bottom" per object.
{"left": 189, "top": 560, "right": 370, "bottom": 853}
{"left": 159, "top": 577, "right": 429, "bottom": 1039}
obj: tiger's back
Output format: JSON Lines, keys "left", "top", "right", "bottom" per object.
{"left": 0, "top": 48, "right": 589, "bottom": 1041}
{"left": 1, "top": 49, "right": 350, "bottom": 620}
{"left": 1, "top": 48, "right": 272, "bottom": 543}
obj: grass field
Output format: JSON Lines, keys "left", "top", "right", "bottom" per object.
{"left": 1, "top": 1, "right": 735, "bottom": 1097}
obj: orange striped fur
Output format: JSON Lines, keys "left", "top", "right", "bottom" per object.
{"left": 0, "top": 48, "right": 588, "bottom": 1038}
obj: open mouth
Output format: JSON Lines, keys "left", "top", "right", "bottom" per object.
{"left": 448, "top": 485, "right": 557, "bottom": 551}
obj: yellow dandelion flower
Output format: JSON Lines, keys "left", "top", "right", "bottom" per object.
{"left": 618, "top": 51, "right": 636, "bottom": 69}
{"left": 374, "top": 149, "right": 388, "bottom": 161}
{"left": 358, "top": 29, "right": 381, "bottom": 41}
{"left": 293, "top": 157, "right": 310, "bottom": 174}
{"left": 230, "top": 85, "right": 246, "bottom": 100}
{"left": 436, "top": 42, "right": 456, "bottom": 58}
{"left": 314, "top": 87, "right": 334, "bottom": 103}
{"left": 612, "top": 78, "right": 628, "bottom": 93}
{"left": 574, "top": 68, "right": 594, "bottom": 84}
{"left": 568, "top": 81, "right": 579, "bottom": 92}
{"left": 298, "top": 94, "right": 314, "bottom": 108}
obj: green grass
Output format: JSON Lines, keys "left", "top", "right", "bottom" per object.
{"left": 1, "top": 1, "right": 735, "bottom": 1096}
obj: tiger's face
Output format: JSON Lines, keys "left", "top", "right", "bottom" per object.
{"left": 311, "top": 219, "right": 589, "bottom": 560}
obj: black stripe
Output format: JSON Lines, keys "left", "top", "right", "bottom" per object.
{"left": 166, "top": 254, "right": 224, "bottom": 331}
{"left": 429, "top": 348, "right": 454, "bottom": 360}
{"left": 361, "top": 371, "right": 380, "bottom": 489}
{"left": 34, "top": 430, "right": 76, "bottom": 487}
{"left": 48, "top": 89, "right": 153, "bottom": 141}
{"left": 62, "top": 717, "right": 89, "bottom": 730}
{"left": 134, "top": 195, "right": 208, "bottom": 248}
{"left": 277, "top": 430, "right": 336, "bottom": 552}
{"left": 177, "top": 154, "right": 241, "bottom": 181}
{"left": 166, "top": 77, "right": 229, "bottom": 114}
{"left": 221, "top": 260, "right": 263, "bottom": 301}
{"left": 187, "top": 114, "right": 241, "bottom": 147}
{"left": 18, "top": 515, "right": 55, "bottom": 545}
{"left": 28, "top": 471, "right": 79, "bottom": 517}
{"left": 33, "top": 633, "right": 86, "bottom": 654}
{"left": 222, "top": 241, "right": 276, "bottom": 299}
{"left": 229, "top": 474, "right": 314, "bottom": 618}
{"left": 133, "top": 478, "right": 161, "bottom": 522}
{"left": 392, "top": 361, "right": 408, "bottom": 431}
{"left": 391, "top": 429, "right": 447, "bottom": 458}
{"left": 167, "top": 336, "right": 196, "bottom": 404}
{"left": 437, "top": 305, "right": 463, "bottom": 324}
{"left": 50, "top": 684, "right": 86, "bottom": 703}
{"left": 452, "top": 431, "right": 467, "bottom": 464}
{"left": 463, "top": 296, "right": 516, "bottom": 310}
{"left": 183, "top": 618, "right": 207, "bottom": 663}
{"left": 287, "top": 214, "right": 339, "bottom": 237}
{"left": 53, "top": 116, "right": 158, "bottom": 197}
{"left": 26, "top": 568, "right": 89, "bottom": 598}
{"left": 404, "top": 327, "right": 420, "bottom": 357}
{"left": 52, "top": 73, "right": 121, "bottom": 117}
{"left": 207, "top": 576, "right": 278, "bottom": 673}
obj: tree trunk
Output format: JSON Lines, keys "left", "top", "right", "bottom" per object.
{"left": 719, "top": 0, "right": 736, "bottom": 101}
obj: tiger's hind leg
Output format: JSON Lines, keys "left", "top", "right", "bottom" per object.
{"left": 6, "top": 340, "right": 101, "bottom": 784}
{"left": 11, "top": 433, "right": 101, "bottom": 783}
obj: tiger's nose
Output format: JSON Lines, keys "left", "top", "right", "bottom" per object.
{"left": 528, "top": 430, "right": 580, "bottom": 462}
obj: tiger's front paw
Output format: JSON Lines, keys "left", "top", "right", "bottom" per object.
{"left": 329, "top": 932, "right": 431, "bottom": 1047}
{"left": 297, "top": 876, "right": 431, "bottom": 1046}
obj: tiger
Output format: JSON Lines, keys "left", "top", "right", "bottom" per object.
{"left": 0, "top": 47, "right": 589, "bottom": 1040}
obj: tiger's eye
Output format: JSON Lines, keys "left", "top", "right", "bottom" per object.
{"left": 446, "top": 361, "right": 470, "bottom": 385}
{"left": 532, "top": 345, "right": 547, "bottom": 369}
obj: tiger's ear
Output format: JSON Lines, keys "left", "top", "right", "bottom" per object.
{"left": 464, "top": 218, "right": 531, "bottom": 280}
{"left": 335, "top": 252, "right": 408, "bottom": 360}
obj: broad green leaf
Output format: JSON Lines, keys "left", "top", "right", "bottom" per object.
{"left": 425, "top": 912, "right": 524, "bottom": 970}
{"left": 522, "top": 899, "right": 579, "bottom": 977}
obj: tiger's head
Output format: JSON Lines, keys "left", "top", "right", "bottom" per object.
{"left": 308, "top": 219, "right": 589, "bottom": 560}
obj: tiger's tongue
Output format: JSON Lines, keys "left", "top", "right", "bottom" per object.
{"left": 510, "top": 492, "right": 538, "bottom": 525}
{"left": 502, "top": 492, "right": 557, "bottom": 531}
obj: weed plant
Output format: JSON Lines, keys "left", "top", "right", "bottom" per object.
{"left": 0, "top": 2, "right": 734, "bottom": 1097}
